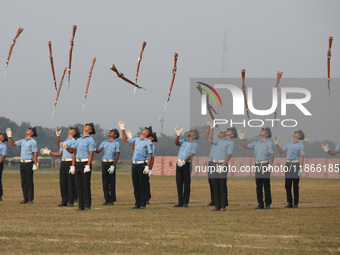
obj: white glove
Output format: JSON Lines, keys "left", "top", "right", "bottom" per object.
{"left": 177, "top": 161, "right": 185, "bottom": 167}
{"left": 69, "top": 166, "right": 75, "bottom": 175}
{"left": 205, "top": 118, "right": 214, "bottom": 128}
{"left": 84, "top": 165, "right": 91, "bottom": 173}
{"left": 126, "top": 130, "right": 132, "bottom": 138}
{"left": 298, "top": 168, "right": 303, "bottom": 177}
{"left": 59, "top": 142, "right": 68, "bottom": 149}
{"left": 175, "top": 126, "right": 183, "bottom": 136}
{"left": 143, "top": 166, "right": 150, "bottom": 175}
{"left": 5, "top": 128, "right": 12, "bottom": 138}
{"left": 32, "top": 164, "right": 38, "bottom": 171}
{"left": 238, "top": 130, "right": 245, "bottom": 139}
{"left": 55, "top": 128, "right": 62, "bottom": 137}
{"left": 273, "top": 137, "right": 280, "bottom": 145}
{"left": 107, "top": 165, "right": 115, "bottom": 174}
{"left": 148, "top": 169, "right": 153, "bottom": 177}
{"left": 321, "top": 144, "right": 329, "bottom": 153}
{"left": 118, "top": 121, "right": 125, "bottom": 131}
{"left": 216, "top": 165, "right": 223, "bottom": 174}
{"left": 40, "top": 147, "right": 51, "bottom": 155}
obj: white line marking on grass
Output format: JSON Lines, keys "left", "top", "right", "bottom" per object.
{"left": 44, "top": 238, "right": 59, "bottom": 242}
{"left": 0, "top": 237, "right": 10, "bottom": 240}
{"left": 211, "top": 242, "right": 340, "bottom": 252}
{"left": 239, "top": 233, "right": 300, "bottom": 238}
{"left": 213, "top": 244, "right": 232, "bottom": 248}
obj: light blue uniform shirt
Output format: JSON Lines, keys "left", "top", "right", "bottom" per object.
{"left": 147, "top": 143, "right": 156, "bottom": 160}
{"left": 213, "top": 138, "right": 234, "bottom": 160}
{"left": 248, "top": 139, "right": 273, "bottom": 161}
{"left": 209, "top": 144, "right": 216, "bottom": 161}
{"left": 74, "top": 134, "right": 96, "bottom": 159}
{"left": 16, "top": 138, "right": 38, "bottom": 160}
{"left": 59, "top": 137, "right": 76, "bottom": 159}
{"left": 282, "top": 140, "right": 305, "bottom": 160}
{"left": 128, "top": 137, "right": 153, "bottom": 161}
{"left": 177, "top": 139, "right": 198, "bottom": 160}
{"left": 99, "top": 139, "right": 120, "bottom": 160}
{"left": 0, "top": 142, "right": 7, "bottom": 157}
{"left": 336, "top": 143, "right": 340, "bottom": 152}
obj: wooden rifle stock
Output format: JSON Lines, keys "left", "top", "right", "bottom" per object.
{"left": 167, "top": 53, "right": 178, "bottom": 102}
{"left": 84, "top": 57, "right": 96, "bottom": 101}
{"left": 274, "top": 71, "right": 283, "bottom": 120}
{"left": 5, "top": 27, "right": 24, "bottom": 68}
{"left": 241, "top": 69, "right": 250, "bottom": 119}
{"left": 135, "top": 41, "right": 147, "bottom": 83}
{"left": 54, "top": 67, "right": 67, "bottom": 107}
{"left": 68, "top": 25, "right": 77, "bottom": 83}
{"left": 48, "top": 41, "right": 57, "bottom": 91}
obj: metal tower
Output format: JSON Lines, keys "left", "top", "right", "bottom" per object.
{"left": 220, "top": 32, "right": 229, "bottom": 78}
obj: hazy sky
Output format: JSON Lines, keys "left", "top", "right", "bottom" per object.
{"left": 0, "top": 0, "right": 339, "bottom": 139}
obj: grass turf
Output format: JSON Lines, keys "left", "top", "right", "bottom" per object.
{"left": 0, "top": 167, "right": 339, "bottom": 254}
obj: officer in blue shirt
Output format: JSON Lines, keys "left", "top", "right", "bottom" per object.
{"left": 321, "top": 142, "right": 340, "bottom": 157}
{"left": 322, "top": 141, "right": 340, "bottom": 180}
{"left": 275, "top": 130, "right": 305, "bottom": 208}
{"left": 239, "top": 127, "right": 274, "bottom": 209}
{"left": 146, "top": 130, "right": 157, "bottom": 205}
{"left": 0, "top": 132, "right": 8, "bottom": 201}
{"left": 95, "top": 128, "right": 120, "bottom": 206}
{"left": 60, "top": 123, "right": 96, "bottom": 211}
{"left": 40, "top": 127, "right": 80, "bottom": 207}
{"left": 6, "top": 127, "right": 38, "bottom": 204}
{"left": 119, "top": 121, "right": 153, "bottom": 209}
{"left": 204, "top": 120, "right": 215, "bottom": 207}
{"left": 174, "top": 127, "right": 199, "bottom": 208}
{"left": 208, "top": 127, "right": 237, "bottom": 211}
{"left": 126, "top": 128, "right": 156, "bottom": 205}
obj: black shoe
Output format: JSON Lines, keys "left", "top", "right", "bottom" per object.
{"left": 146, "top": 200, "right": 150, "bottom": 205}
{"left": 102, "top": 202, "right": 108, "bottom": 205}
{"left": 107, "top": 202, "right": 114, "bottom": 205}
{"left": 132, "top": 206, "right": 140, "bottom": 209}
{"left": 20, "top": 200, "right": 28, "bottom": 204}
{"left": 264, "top": 205, "right": 270, "bottom": 209}
{"left": 255, "top": 204, "right": 264, "bottom": 209}
{"left": 68, "top": 203, "right": 74, "bottom": 207}
{"left": 285, "top": 203, "right": 293, "bottom": 208}
{"left": 183, "top": 204, "right": 188, "bottom": 207}
{"left": 58, "top": 203, "right": 67, "bottom": 206}
{"left": 84, "top": 207, "right": 91, "bottom": 211}
{"left": 174, "top": 204, "right": 183, "bottom": 207}
{"left": 140, "top": 206, "right": 146, "bottom": 209}
{"left": 207, "top": 201, "right": 214, "bottom": 206}
{"left": 76, "top": 207, "right": 84, "bottom": 211}
{"left": 211, "top": 207, "right": 220, "bottom": 211}
{"left": 220, "top": 207, "right": 226, "bottom": 211}
{"left": 27, "top": 201, "right": 33, "bottom": 204}
{"left": 0, "top": 196, "right": 2, "bottom": 201}
{"left": 293, "top": 204, "right": 299, "bottom": 208}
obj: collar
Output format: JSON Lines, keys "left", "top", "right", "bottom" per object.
{"left": 139, "top": 136, "right": 150, "bottom": 141}
{"left": 25, "top": 137, "right": 32, "bottom": 141}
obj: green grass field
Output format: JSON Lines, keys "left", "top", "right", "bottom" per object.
{"left": 0, "top": 166, "right": 339, "bottom": 254}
